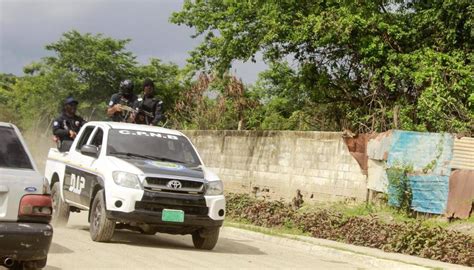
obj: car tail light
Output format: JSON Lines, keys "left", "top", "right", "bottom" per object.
{"left": 18, "top": 195, "right": 53, "bottom": 223}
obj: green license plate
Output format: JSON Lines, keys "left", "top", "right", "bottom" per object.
{"left": 162, "top": 209, "right": 185, "bottom": 223}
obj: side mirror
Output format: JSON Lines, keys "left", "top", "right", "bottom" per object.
{"left": 81, "top": 144, "right": 99, "bottom": 158}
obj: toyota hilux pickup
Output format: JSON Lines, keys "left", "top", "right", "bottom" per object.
{"left": 0, "top": 122, "right": 53, "bottom": 269}
{"left": 44, "top": 122, "right": 225, "bottom": 250}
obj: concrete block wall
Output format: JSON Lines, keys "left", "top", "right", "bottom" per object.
{"left": 183, "top": 130, "right": 368, "bottom": 202}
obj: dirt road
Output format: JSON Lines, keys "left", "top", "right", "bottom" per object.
{"left": 24, "top": 212, "right": 434, "bottom": 270}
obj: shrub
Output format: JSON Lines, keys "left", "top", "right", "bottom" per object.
{"left": 226, "top": 193, "right": 474, "bottom": 266}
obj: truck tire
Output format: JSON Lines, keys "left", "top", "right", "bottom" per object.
{"left": 90, "top": 190, "right": 115, "bottom": 242}
{"left": 51, "top": 182, "right": 70, "bottom": 227}
{"left": 192, "top": 228, "right": 220, "bottom": 250}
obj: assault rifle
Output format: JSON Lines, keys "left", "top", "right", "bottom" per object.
{"left": 119, "top": 97, "right": 155, "bottom": 125}
{"left": 120, "top": 104, "right": 155, "bottom": 119}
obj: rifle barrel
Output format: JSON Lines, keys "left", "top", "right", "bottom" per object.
{"left": 121, "top": 105, "right": 154, "bottom": 118}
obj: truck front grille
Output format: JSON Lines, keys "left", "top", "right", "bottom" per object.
{"left": 145, "top": 177, "right": 204, "bottom": 194}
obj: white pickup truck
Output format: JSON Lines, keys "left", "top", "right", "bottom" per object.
{"left": 45, "top": 121, "right": 225, "bottom": 250}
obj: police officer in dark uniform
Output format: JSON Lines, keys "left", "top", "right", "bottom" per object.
{"left": 133, "top": 78, "right": 165, "bottom": 125}
{"left": 107, "top": 79, "right": 138, "bottom": 122}
{"left": 52, "top": 97, "right": 86, "bottom": 152}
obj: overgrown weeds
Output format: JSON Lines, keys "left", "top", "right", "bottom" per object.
{"left": 226, "top": 193, "right": 474, "bottom": 266}
{"left": 387, "top": 164, "right": 414, "bottom": 215}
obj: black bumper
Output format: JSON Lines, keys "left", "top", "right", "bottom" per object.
{"left": 107, "top": 210, "right": 223, "bottom": 228}
{"left": 107, "top": 190, "right": 223, "bottom": 230}
{"left": 0, "top": 222, "right": 53, "bottom": 261}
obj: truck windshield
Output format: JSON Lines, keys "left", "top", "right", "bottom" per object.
{"left": 106, "top": 129, "right": 201, "bottom": 166}
{"left": 0, "top": 126, "right": 33, "bottom": 169}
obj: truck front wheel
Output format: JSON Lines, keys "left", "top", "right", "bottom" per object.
{"left": 51, "top": 182, "right": 70, "bottom": 227}
{"left": 90, "top": 190, "right": 115, "bottom": 242}
{"left": 192, "top": 228, "right": 220, "bottom": 250}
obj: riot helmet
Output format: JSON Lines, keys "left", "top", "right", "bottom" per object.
{"left": 120, "top": 79, "right": 134, "bottom": 95}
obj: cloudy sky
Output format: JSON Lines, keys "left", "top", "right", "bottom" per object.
{"left": 0, "top": 0, "right": 267, "bottom": 83}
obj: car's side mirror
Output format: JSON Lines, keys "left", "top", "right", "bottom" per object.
{"left": 81, "top": 144, "right": 99, "bottom": 158}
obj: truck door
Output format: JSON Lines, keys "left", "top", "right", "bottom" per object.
{"left": 63, "top": 126, "right": 104, "bottom": 208}
{"left": 63, "top": 125, "right": 94, "bottom": 206}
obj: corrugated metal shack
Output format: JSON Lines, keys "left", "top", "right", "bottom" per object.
{"left": 446, "top": 137, "right": 474, "bottom": 218}
{"left": 365, "top": 130, "right": 473, "bottom": 217}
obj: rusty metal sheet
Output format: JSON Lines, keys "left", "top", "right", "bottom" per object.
{"left": 343, "top": 133, "right": 371, "bottom": 175}
{"left": 367, "top": 131, "right": 392, "bottom": 161}
{"left": 445, "top": 169, "right": 474, "bottom": 219}
{"left": 451, "top": 137, "right": 474, "bottom": 170}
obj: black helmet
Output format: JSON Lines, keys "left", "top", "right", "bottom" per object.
{"left": 120, "top": 79, "right": 134, "bottom": 94}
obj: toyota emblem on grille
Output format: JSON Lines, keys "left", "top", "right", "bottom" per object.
{"left": 167, "top": 180, "right": 182, "bottom": 189}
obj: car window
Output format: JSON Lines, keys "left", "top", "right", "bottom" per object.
{"left": 75, "top": 126, "right": 95, "bottom": 151}
{"left": 0, "top": 126, "right": 33, "bottom": 169}
{"left": 90, "top": 128, "right": 104, "bottom": 151}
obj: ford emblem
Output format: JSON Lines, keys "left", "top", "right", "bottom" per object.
{"left": 25, "top": 187, "right": 37, "bottom": 192}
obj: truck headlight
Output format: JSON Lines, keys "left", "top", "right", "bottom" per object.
{"left": 112, "top": 171, "right": 141, "bottom": 189}
{"left": 205, "top": 181, "right": 223, "bottom": 195}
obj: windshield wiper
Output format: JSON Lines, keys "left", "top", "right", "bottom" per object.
{"left": 109, "top": 152, "right": 160, "bottom": 160}
{"left": 109, "top": 152, "right": 185, "bottom": 164}
{"left": 153, "top": 156, "right": 185, "bottom": 164}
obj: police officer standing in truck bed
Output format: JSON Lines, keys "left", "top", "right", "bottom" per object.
{"left": 107, "top": 79, "right": 138, "bottom": 122}
{"left": 52, "top": 97, "right": 86, "bottom": 152}
{"left": 133, "top": 78, "right": 165, "bottom": 126}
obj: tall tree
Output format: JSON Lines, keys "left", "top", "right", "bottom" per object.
{"left": 0, "top": 73, "right": 19, "bottom": 123}
{"left": 172, "top": 0, "right": 474, "bottom": 133}
{"left": 4, "top": 31, "right": 196, "bottom": 130}
{"left": 44, "top": 30, "right": 137, "bottom": 101}
{"left": 136, "top": 58, "right": 188, "bottom": 113}
{"left": 7, "top": 30, "right": 138, "bottom": 128}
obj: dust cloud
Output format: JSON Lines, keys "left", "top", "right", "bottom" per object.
{"left": 23, "top": 129, "right": 55, "bottom": 173}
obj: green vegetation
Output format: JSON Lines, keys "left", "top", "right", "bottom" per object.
{"left": 0, "top": 30, "right": 189, "bottom": 131}
{"left": 171, "top": 0, "right": 474, "bottom": 133}
{"left": 387, "top": 165, "right": 414, "bottom": 214}
{"left": 226, "top": 193, "right": 474, "bottom": 266}
{"left": 1, "top": 1, "right": 473, "bottom": 133}
{"left": 0, "top": 5, "right": 472, "bottom": 262}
